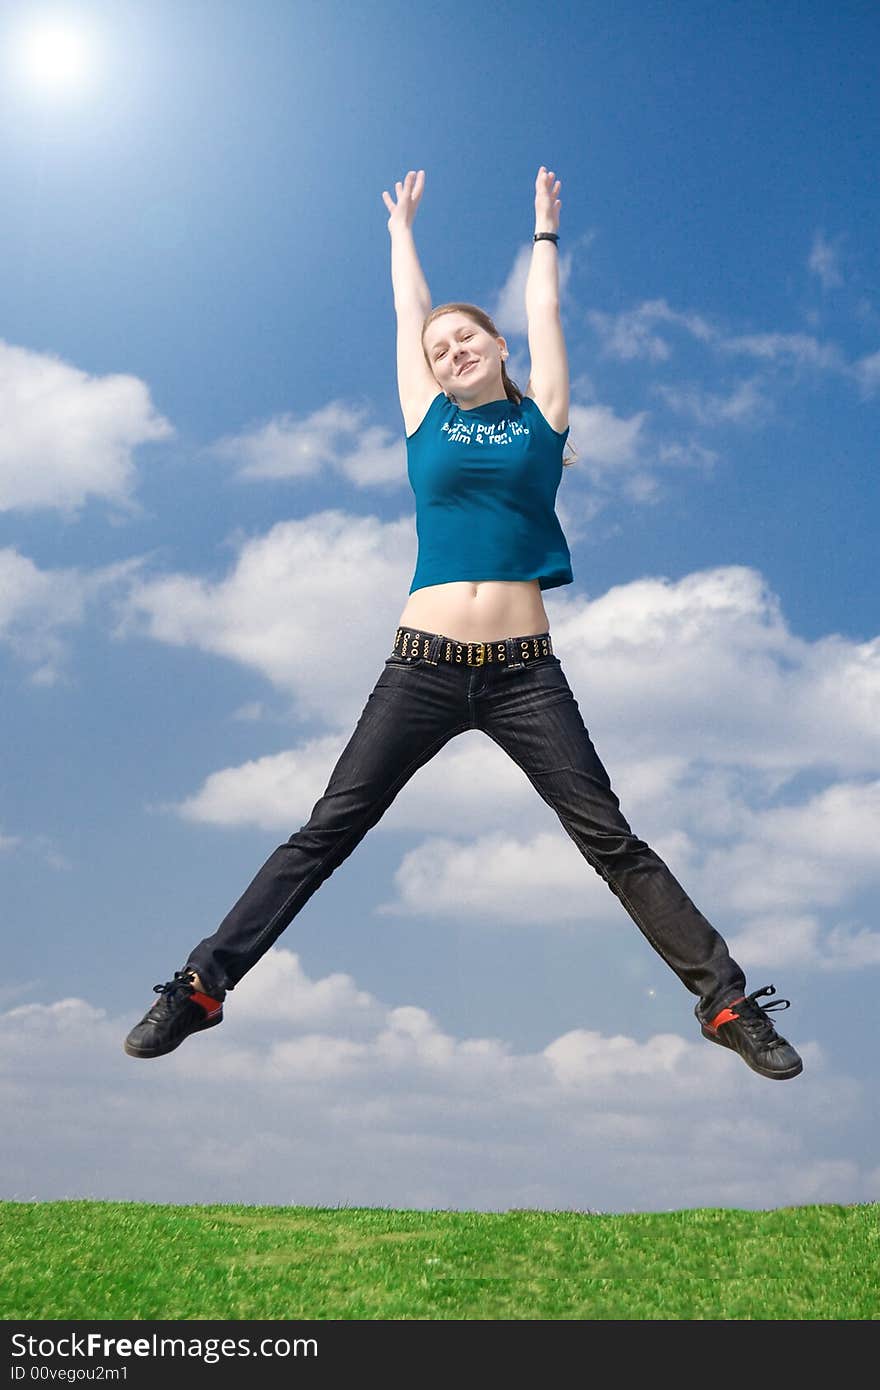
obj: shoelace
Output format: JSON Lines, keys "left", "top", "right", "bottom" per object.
{"left": 151, "top": 969, "right": 195, "bottom": 1005}
{"left": 734, "top": 984, "right": 791, "bottom": 1040}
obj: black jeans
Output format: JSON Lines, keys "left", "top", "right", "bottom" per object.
{"left": 187, "top": 633, "right": 746, "bottom": 1016}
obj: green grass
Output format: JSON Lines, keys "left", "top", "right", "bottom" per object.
{"left": 2, "top": 1201, "right": 878, "bottom": 1320}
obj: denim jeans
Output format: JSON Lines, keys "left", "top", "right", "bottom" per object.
{"left": 187, "top": 637, "right": 746, "bottom": 1016}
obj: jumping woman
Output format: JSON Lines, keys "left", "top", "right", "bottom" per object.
{"left": 125, "top": 167, "right": 802, "bottom": 1081}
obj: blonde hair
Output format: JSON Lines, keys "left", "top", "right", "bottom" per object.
{"left": 421, "top": 302, "right": 577, "bottom": 466}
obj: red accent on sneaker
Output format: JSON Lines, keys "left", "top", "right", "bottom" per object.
{"left": 190, "top": 990, "right": 223, "bottom": 1019}
{"left": 707, "top": 997, "right": 746, "bottom": 1031}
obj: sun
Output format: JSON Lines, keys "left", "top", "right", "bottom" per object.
{"left": 17, "top": 17, "right": 97, "bottom": 96}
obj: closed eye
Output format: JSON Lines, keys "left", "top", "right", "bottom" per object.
{"left": 433, "top": 333, "right": 474, "bottom": 361}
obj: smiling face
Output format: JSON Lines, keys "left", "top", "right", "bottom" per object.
{"left": 422, "top": 310, "right": 508, "bottom": 405}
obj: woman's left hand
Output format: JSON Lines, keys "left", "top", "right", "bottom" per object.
{"left": 534, "top": 166, "right": 561, "bottom": 234}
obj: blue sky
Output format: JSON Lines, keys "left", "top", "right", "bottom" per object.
{"left": 2, "top": 0, "right": 879, "bottom": 1214}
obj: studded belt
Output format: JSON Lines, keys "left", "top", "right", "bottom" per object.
{"left": 392, "top": 626, "right": 554, "bottom": 670}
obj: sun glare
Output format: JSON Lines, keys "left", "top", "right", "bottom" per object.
{"left": 17, "top": 19, "right": 96, "bottom": 95}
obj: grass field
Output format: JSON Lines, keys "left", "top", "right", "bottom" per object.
{"left": 2, "top": 1200, "right": 878, "bottom": 1320}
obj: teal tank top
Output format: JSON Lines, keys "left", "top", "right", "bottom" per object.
{"left": 406, "top": 393, "right": 574, "bottom": 595}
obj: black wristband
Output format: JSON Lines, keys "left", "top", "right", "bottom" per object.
{"left": 533, "top": 232, "right": 559, "bottom": 244}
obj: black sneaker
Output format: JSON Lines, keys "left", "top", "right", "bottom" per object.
{"left": 123, "top": 968, "right": 225, "bottom": 1059}
{"left": 697, "top": 984, "right": 803, "bottom": 1080}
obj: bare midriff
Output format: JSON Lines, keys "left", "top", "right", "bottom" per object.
{"left": 396, "top": 579, "right": 551, "bottom": 644}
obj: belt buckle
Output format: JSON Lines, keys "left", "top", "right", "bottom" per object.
{"left": 471, "top": 643, "right": 485, "bottom": 666}
{"left": 502, "top": 636, "right": 524, "bottom": 672}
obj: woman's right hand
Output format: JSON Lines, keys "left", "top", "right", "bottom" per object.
{"left": 381, "top": 169, "right": 425, "bottom": 232}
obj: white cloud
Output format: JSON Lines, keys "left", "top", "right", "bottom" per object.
{"left": 231, "top": 949, "right": 378, "bottom": 1031}
{"left": 0, "top": 949, "right": 865, "bottom": 1214}
{"left": 587, "top": 298, "right": 846, "bottom": 377}
{"left": 621, "top": 472, "right": 662, "bottom": 505}
{"left": 177, "top": 734, "right": 352, "bottom": 829}
{"left": 493, "top": 244, "right": 574, "bottom": 338}
{"left": 162, "top": 562, "right": 880, "bottom": 970}
{"left": 588, "top": 299, "right": 854, "bottom": 391}
{"left": 719, "top": 331, "right": 843, "bottom": 371}
{"left": 654, "top": 377, "right": 770, "bottom": 428}
{"left": 231, "top": 701, "right": 266, "bottom": 722}
{"left": 854, "top": 349, "right": 880, "bottom": 398}
{"left": 0, "top": 340, "right": 172, "bottom": 514}
{"left": 370, "top": 775, "right": 880, "bottom": 953}
{"left": 697, "top": 781, "right": 880, "bottom": 919}
{"left": 590, "top": 310, "right": 667, "bottom": 363}
{"left": 123, "top": 511, "right": 415, "bottom": 723}
{"left": 376, "top": 824, "right": 703, "bottom": 931}
{"left": 554, "top": 486, "right": 605, "bottom": 545}
{"left": 211, "top": 401, "right": 406, "bottom": 488}
{"left": 727, "top": 915, "right": 880, "bottom": 972}
{"left": 808, "top": 231, "right": 844, "bottom": 290}
{"left": 377, "top": 830, "right": 611, "bottom": 925}
{"left": 588, "top": 299, "right": 716, "bottom": 362}
{"left": 179, "top": 725, "right": 542, "bottom": 832}
{"left": 548, "top": 567, "right": 880, "bottom": 778}
{"left": 0, "top": 548, "right": 84, "bottom": 633}
{"left": 544, "top": 1028, "right": 691, "bottom": 1085}
{"left": 549, "top": 400, "right": 656, "bottom": 525}
{"left": 0, "top": 546, "right": 141, "bottom": 683}
{"left": 654, "top": 439, "right": 718, "bottom": 473}
{"left": 0, "top": 830, "right": 71, "bottom": 871}
{"left": 567, "top": 402, "right": 646, "bottom": 471}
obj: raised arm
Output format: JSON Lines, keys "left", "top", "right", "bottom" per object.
{"left": 381, "top": 170, "right": 439, "bottom": 436}
{"left": 524, "top": 166, "right": 569, "bottom": 434}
